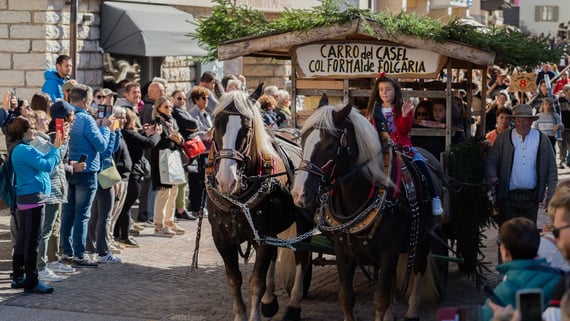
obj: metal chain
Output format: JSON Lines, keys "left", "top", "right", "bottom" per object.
{"left": 264, "top": 227, "right": 321, "bottom": 250}
{"left": 317, "top": 195, "right": 382, "bottom": 232}
{"left": 205, "top": 176, "right": 279, "bottom": 244}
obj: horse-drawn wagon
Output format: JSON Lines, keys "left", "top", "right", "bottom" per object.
{"left": 195, "top": 3, "right": 558, "bottom": 321}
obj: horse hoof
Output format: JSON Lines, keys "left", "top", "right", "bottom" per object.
{"left": 283, "top": 306, "right": 301, "bottom": 321}
{"left": 404, "top": 318, "right": 420, "bottom": 321}
{"left": 261, "top": 297, "right": 279, "bottom": 317}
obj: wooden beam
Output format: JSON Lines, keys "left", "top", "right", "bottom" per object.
{"left": 218, "top": 20, "right": 360, "bottom": 60}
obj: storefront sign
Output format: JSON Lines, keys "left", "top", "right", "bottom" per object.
{"left": 294, "top": 43, "right": 446, "bottom": 78}
{"left": 509, "top": 72, "right": 537, "bottom": 92}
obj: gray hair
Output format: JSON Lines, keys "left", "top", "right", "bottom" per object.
{"left": 69, "top": 84, "right": 92, "bottom": 105}
{"left": 263, "top": 85, "right": 279, "bottom": 97}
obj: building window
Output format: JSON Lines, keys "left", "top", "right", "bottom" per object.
{"left": 535, "top": 6, "right": 559, "bottom": 22}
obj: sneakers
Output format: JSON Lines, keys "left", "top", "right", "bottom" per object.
{"left": 559, "top": 162, "right": 566, "bottom": 169}
{"left": 432, "top": 197, "right": 443, "bottom": 216}
{"left": 131, "top": 223, "right": 145, "bottom": 231}
{"left": 47, "top": 261, "right": 76, "bottom": 273}
{"left": 154, "top": 226, "right": 175, "bottom": 238}
{"left": 116, "top": 236, "right": 140, "bottom": 248}
{"left": 175, "top": 209, "right": 197, "bottom": 220}
{"left": 10, "top": 275, "right": 25, "bottom": 289}
{"left": 72, "top": 256, "right": 99, "bottom": 268}
{"left": 108, "top": 243, "right": 122, "bottom": 254}
{"left": 38, "top": 268, "right": 63, "bottom": 282}
{"left": 59, "top": 253, "right": 74, "bottom": 263}
{"left": 166, "top": 222, "right": 186, "bottom": 235}
{"left": 24, "top": 281, "right": 54, "bottom": 294}
{"left": 98, "top": 252, "right": 122, "bottom": 264}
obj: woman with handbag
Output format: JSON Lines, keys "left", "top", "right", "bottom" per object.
{"left": 150, "top": 96, "right": 186, "bottom": 237}
{"left": 171, "top": 89, "right": 198, "bottom": 221}
{"left": 85, "top": 111, "right": 122, "bottom": 263}
{"left": 114, "top": 108, "right": 161, "bottom": 244}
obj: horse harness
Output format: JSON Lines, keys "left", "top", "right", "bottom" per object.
{"left": 300, "top": 129, "right": 422, "bottom": 292}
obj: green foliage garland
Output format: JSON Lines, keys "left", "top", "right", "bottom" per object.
{"left": 447, "top": 138, "right": 495, "bottom": 283}
{"left": 192, "top": 0, "right": 563, "bottom": 67}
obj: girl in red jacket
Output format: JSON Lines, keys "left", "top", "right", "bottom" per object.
{"left": 366, "top": 74, "right": 443, "bottom": 216}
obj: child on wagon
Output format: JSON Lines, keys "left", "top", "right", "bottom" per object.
{"left": 365, "top": 73, "right": 443, "bottom": 216}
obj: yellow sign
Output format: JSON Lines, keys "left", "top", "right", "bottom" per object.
{"left": 509, "top": 72, "right": 537, "bottom": 92}
{"left": 294, "top": 43, "right": 446, "bottom": 78}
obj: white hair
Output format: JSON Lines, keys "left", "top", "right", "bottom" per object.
{"left": 301, "top": 104, "right": 387, "bottom": 184}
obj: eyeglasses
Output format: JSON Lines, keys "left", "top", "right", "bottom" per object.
{"left": 96, "top": 95, "right": 105, "bottom": 99}
{"left": 552, "top": 224, "right": 570, "bottom": 238}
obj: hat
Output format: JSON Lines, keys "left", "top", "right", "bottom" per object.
{"left": 50, "top": 100, "right": 75, "bottom": 120}
{"left": 497, "top": 90, "right": 510, "bottom": 99}
{"left": 509, "top": 104, "right": 539, "bottom": 120}
{"left": 102, "top": 88, "right": 117, "bottom": 96}
{"left": 62, "top": 80, "right": 76, "bottom": 92}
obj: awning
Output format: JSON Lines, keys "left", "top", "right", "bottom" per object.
{"left": 100, "top": 1, "right": 206, "bottom": 57}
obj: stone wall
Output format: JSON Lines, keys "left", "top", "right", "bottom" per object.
{"left": 242, "top": 57, "right": 291, "bottom": 91}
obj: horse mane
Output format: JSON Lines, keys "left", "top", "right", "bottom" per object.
{"left": 301, "top": 105, "right": 388, "bottom": 184}
{"left": 213, "top": 91, "right": 277, "bottom": 161}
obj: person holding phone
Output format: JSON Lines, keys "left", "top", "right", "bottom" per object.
{"left": 365, "top": 73, "right": 443, "bottom": 216}
{"left": 480, "top": 217, "right": 562, "bottom": 321}
{"left": 9, "top": 116, "right": 63, "bottom": 293}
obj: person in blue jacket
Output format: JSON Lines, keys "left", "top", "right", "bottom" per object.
{"left": 9, "top": 116, "right": 62, "bottom": 294}
{"left": 480, "top": 217, "right": 563, "bottom": 321}
{"left": 41, "top": 55, "right": 72, "bottom": 102}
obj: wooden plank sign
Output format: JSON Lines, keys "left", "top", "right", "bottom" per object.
{"left": 509, "top": 72, "right": 537, "bottom": 93}
{"left": 294, "top": 42, "right": 447, "bottom": 79}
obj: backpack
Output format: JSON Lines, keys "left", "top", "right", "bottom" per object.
{"left": 0, "top": 153, "right": 16, "bottom": 209}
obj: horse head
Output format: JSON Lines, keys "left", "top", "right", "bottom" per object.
{"left": 210, "top": 91, "right": 271, "bottom": 195}
{"left": 292, "top": 101, "right": 387, "bottom": 210}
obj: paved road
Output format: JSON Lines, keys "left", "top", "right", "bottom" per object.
{"left": 0, "top": 168, "right": 567, "bottom": 321}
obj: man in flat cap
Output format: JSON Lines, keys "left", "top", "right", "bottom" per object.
{"left": 485, "top": 104, "right": 558, "bottom": 226}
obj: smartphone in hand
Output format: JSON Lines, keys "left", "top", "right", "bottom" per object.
{"left": 79, "top": 154, "right": 87, "bottom": 163}
{"left": 97, "top": 105, "right": 107, "bottom": 119}
{"left": 516, "top": 289, "right": 543, "bottom": 321}
{"left": 55, "top": 118, "right": 64, "bottom": 136}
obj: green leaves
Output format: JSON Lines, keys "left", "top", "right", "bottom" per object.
{"left": 191, "top": 0, "right": 563, "bottom": 67}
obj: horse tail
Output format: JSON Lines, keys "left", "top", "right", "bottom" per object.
{"left": 274, "top": 223, "right": 298, "bottom": 293}
{"left": 395, "top": 252, "right": 444, "bottom": 308}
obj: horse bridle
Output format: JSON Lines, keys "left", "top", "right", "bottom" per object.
{"left": 211, "top": 112, "right": 253, "bottom": 176}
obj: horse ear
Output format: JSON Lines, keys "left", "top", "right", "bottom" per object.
{"left": 249, "top": 82, "right": 264, "bottom": 101}
{"left": 332, "top": 100, "right": 352, "bottom": 124}
{"left": 317, "top": 93, "right": 329, "bottom": 109}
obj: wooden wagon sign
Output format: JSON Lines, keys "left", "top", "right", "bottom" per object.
{"left": 294, "top": 42, "right": 447, "bottom": 78}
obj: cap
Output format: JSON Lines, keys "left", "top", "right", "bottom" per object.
{"left": 509, "top": 104, "right": 539, "bottom": 120}
{"left": 103, "top": 88, "right": 117, "bottom": 96}
{"left": 50, "top": 100, "right": 75, "bottom": 120}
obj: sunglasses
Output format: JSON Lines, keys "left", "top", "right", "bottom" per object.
{"left": 96, "top": 95, "right": 105, "bottom": 99}
{"left": 552, "top": 224, "right": 570, "bottom": 238}
{"left": 176, "top": 97, "right": 186, "bottom": 101}
{"left": 201, "top": 96, "right": 209, "bottom": 100}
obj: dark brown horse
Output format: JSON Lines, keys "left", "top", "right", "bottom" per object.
{"left": 291, "top": 102, "right": 445, "bottom": 321}
{"left": 205, "top": 91, "right": 311, "bottom": 321}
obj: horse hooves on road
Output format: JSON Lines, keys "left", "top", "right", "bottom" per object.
{"left": 282, "top": 306, "right": 301, "bottom": 321}
{"left": 261, "top": 296, "right": 279, "bottom": 317}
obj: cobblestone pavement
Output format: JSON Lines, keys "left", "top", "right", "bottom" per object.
{"left": 0, "top": 168, "right": 567, "bottom": 321}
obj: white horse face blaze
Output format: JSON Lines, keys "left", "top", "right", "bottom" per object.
{"left": 292, "top": 129, "right": 320, "bottom": 207}
{"left": 216, "top": 115, "right": 242, "bottom": 194}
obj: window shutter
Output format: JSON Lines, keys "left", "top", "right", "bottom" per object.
{"left": 535, "top": 6, "right": 541, "bottom": 22}
{"left": 553, "top": 6, "right": 559, "bottom": 22}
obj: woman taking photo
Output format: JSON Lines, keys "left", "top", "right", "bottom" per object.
{"left": 10, "top": 116, "right": 62, "bottom": 294}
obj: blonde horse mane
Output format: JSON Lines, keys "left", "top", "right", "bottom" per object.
{"left": 213, "top": 91, "right": 278, "bottom": 161}
{"left": 301, "top": 104, "right": 388, "bottom": 184}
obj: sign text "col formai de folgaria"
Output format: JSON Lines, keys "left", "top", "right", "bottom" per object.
{"left": 295, "top": 43, "right": 445, "bottom": 78}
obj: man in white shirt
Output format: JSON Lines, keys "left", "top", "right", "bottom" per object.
{"left": 485, "top": 104, "right": 558, "bottom": 225}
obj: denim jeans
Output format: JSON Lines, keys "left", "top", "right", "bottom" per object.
{"left": 86, "top": 186, "right": 114, "bottom": 256}
{"left": 60, "top": 172, "right": 97, "bottom": 259}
